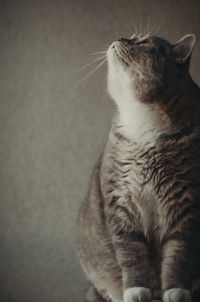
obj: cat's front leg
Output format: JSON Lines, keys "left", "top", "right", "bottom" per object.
{"left": 123, "top": 287, "right": 152, "bottom": 302}
{"left": 161, "top": 231, "right": 193, "bottom": 302}
{"left": 107, "top": 212, "right": 152, "bottom": 302}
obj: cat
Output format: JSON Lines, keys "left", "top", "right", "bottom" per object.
{"left": 77, "top": 32, "right": 200, "bottom": 302}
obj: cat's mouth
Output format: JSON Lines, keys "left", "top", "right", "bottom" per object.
{"left": 113, "top": 43, "right": 132, "bottom": 66}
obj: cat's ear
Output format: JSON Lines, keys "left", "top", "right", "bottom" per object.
{"left": 172, "top": 34, "right": 196, "bottom": 64}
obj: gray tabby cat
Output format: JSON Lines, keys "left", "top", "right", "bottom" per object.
{"left": 77, "top": 33, "right": 200, "bottom": 302}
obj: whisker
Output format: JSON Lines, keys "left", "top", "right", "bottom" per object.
{"left": 143, "top": 67, "right": 161, "bottom": 83}
{"left": 139, "top": 67, "right": 161, "bottom": 83}
{"left": 129, "top": 26, "right": 136, "bottom": 39}
{"left": 149, "top": 23, "right": 158, "bottom": 36}
{"left": 130, "top": 30, "right": 137, "bottom": 39}
{"left": 130, "top": 49, "right": 146, "bottom": 59}
{"left": 133, "top": 25, "right": 138, "bottom": 37}
{"left": 129, "top": 51, "right": 161, "bottom": 83}
{"left": 145, "top": 18, "right": 151, "bottom": 37}
{"left": 77, "top": 56, "right": 106, "bottom": 72}
{"left": 137, "top": 58, "right": 161, "bottom": 82}
{"left": 75, "top": 58, "right": 107, "bottom": 86}
{"left": 139, "top": 16, "right": 145, "bottom": 38}
{"left": 89, "top": 51, "right": 107, "bottom": 56}
{"left": 147, "top": 16, "right": 152, "bottom": 36}
{"left": 145, "top": 22, "right": 148, "bottom": 37}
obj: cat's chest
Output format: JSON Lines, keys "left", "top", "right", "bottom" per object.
{"left": 113, "top": 144, "right": 193, "bottom": 234}
{"left": 113, "top": 148, "right": 159, "bottom": 223}
{"left": 116, "top": 148, "right": 156, "bottom": 197}
{"left": 117, "top": 139, "right": 200, "bottom": 193}
{"left": 126, "top": 157, "right": 159, "bottom": 225}
{"left": 114, "top": 171, "right": 156, "bottom": 241}
{"left": 117, "top": 141, "right": 200, "bottom": 232}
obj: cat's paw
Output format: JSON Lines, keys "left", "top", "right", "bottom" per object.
{"left": 124, "top": 287, "right": 151, "bottom": 302}
{"left": 163, "top": 288, "right": 191, "bottom": 302}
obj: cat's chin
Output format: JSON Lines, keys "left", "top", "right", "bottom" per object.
{"left": 113, "top": 44, "right": 131, "bottom": 66}
{"left": 107, "top": 43, "right": 128, "bottom": 69}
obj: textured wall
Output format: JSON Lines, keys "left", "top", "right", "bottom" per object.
{"left": 0, "top": 1, "right": 200, "bottom": 301}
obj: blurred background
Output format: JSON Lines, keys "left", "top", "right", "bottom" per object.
{"left": 0, "top": 0, "right": 200, "bottom": 301}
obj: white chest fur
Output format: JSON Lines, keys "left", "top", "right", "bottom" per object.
{"left": 118, "top": 99, "right": 170, "bottom": 147}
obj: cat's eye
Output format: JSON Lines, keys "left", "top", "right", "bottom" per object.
{"left": 139, "top": 40, "right": 151, "bottom": 47}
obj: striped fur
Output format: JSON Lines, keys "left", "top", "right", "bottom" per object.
{"left": 77, "top": 34, "right": 200, "bottom": 302}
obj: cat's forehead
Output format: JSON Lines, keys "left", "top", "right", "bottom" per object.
{"left": 132, "top": 34, "right": 170, "bottom": 46}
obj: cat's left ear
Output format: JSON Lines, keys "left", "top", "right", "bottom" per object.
{"left": 172, "top": 34, "right": 196, "bottom": 64}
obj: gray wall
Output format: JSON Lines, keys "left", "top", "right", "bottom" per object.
{"left": 0, "top": 1, "right": 200, "bottom": 301}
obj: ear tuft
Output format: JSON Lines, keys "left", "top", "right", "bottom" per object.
{"left": 173, "top": 34, "right": 196, "bottom": 64}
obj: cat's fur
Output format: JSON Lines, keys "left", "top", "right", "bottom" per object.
{"left": 77, "top": 33, "right": 200, "bottom": 302}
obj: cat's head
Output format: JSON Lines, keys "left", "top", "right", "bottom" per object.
{"left": 107, "top": 34, "right": 196, "bottom": 106}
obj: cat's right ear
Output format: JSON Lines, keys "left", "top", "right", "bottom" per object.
{"left": 172, "top": 34, "right": 196, "bottom": 64}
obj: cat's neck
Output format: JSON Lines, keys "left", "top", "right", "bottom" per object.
{"left": 116, "top": 99, "right": 171, "bottom": 147}
{"left": 114, "top": 79, "right": 200, "bottom": 147}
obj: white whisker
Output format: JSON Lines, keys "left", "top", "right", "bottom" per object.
{"left": 139, "top": 16, "right": 143, "bottom": 37}
{"left": 131, "top": 49, "right": 145, "bottom": 59}
{"left": 149, "top": 23, "right": 158, "bottom": 36}
{"left": 77, "top": 56, "right": 106, "bottom": 72}
{"left": 129, "top": 26, "right": 135, "bottom": 39}
{"left": 147, "top": 16, "right": 153, "bottom": 36}
{"left": 133, "top": 25, "right": 138, "bottom": 37}
{"left": 130, "top": 29, "right": 137, "bottom": 39}
{"left": 75, "top": 58, "right": 107, "bottom": 86}
{"left": 89, "top": 51, "right": 107, "bottom": 56}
